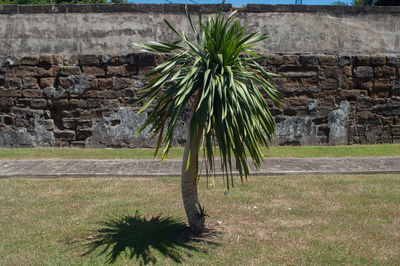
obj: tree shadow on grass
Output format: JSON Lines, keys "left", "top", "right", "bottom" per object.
{"left": 82, "top": 211, "right": 218, "bottom": 264}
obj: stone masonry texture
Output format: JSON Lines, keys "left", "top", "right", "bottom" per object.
{"left": 0, "top": 4, "right": 399, "bottom": 55}
{"left": 0, "top": 4, "right": 399, "bottom": 147}
{"left": 0, "top": 52, "right": 399, "bottom": 147}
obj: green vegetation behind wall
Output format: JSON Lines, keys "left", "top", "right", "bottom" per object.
{"left": 0, "top": 0, "right": 128, "bottom": 4}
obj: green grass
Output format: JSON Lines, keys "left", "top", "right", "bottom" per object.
{"left": 1, "top": 174, "right": 399, "bottom": 265}
{"left": 0, "top": 144, "right": 399, "bottom": 160}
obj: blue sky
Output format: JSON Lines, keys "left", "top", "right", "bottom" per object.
{"left": 132, "top": 0, "right": 350, "bottom": 6}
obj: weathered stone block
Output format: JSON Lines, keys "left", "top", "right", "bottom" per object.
{"left": 15, "top": 117, "right": 29, "bottom": 127}
{"left": 391, "top": 125, "right": 400, "bottom": 136}
{"left": 289, "top": 97, "right": 308, "bottom": 106}
{"left": 338, "top": 56, "right": 352, "bottom": 66}
{"left": 18, "top": 99, "right": 47, "bottom": 109}
{"left": 21, "top": 56, "right": 39, "bottom": 66}
{"left": 76, "top": 130, "right": 92, "bottom": 141}
{"left": 12, "top": 66, "right": 55, "bottom": 77}
{"left": 339, "top": 90, "right": 367, "bottom": 101}
{"left": 70, "top": 99, "right": 87, "bottom": 108}
{"left": 128, "top": 53, "right": 155, "bottom": 66}
{"left": 353, "top": 55, "right": 370, "bottom": 66}
{"left": 85, "top": 107, "right": 163, "bottom": 148}
{"left": 98, "top": 78, "right": 114, "bottom": 89}
{"left": 77, "top": 120, "right": 92, "bottom": 129}
{"left": 319, "top": 55, "right": 337, "bottom": 66}
{"left": 2, "top": 115, "right": 13, "bottom": 125}
{"left": 354, "top": 66, "right": 373, "bottom": 78}
{"left": 266, "top": 55, "right": 284, "bottom": 66}
{"left": 0, "top": 89, "right": 21, "bottom": 97}
{"left": 39, "top": 55, "right": 63, "bottom": 66}
{"left": 62, "top": 118, "right": 77, "bottom": 130}
{"left": 43, "top": 87, "right": 65, "bottom": 100}
{"left": 71, "top": 141, "right": 86, "bottom": 148}
{"left": 107, "top": 65, "right": 137, "bottom": 76}
{"left": 57, "top": 66, "right": 81, "bottom": 76}
{"left": 80, "top": 110, "right": 99, "bottom": 119}
{"left": 374, "top": 66, "right": 396, "bottom": 78}
{"left": 103, "top": 99, "right": 119, "bottom": 108}
{"left": 51, "top": 99, "right": 68, "bottom": 108}
{"left": 283, "top": 55, "right": 299, "bottom": 66}
{"left": 115, "top": 78, "right": 133, "bottom": 90}
{"left": 392, "top": 78, "right": 400, "bottom": 96}
{"left": 67, "top": 75, "right": 95, "bottom": 94}
{"left": 341, "top": 66, "right": 352, "bottom": 77}
{"left": 283, "top": 108, "right": 297, "bottom": 116}
{"left": 370, "top": 56, "right": 386, "bottom": 66}
{"left": 78, "top": 55, "right": 99, "bottom": 66}
{"left": 280, "top": 71, "right": 317, "bottom": 78}
{"left": 99, "top": 55, "right": 111, "bottom": 64}
{"left": 82, "top": 90, "right": 106, "bottom": 99}
{"left": 58, "top": 77, "right": 73, "bottom": 89}
{"left": 41, "top": 119, "right": 55, "bottom": 131}
{"left": 118, "top": 54, "right": 129, "bottom": 64}
{"left": 306, "top": 99, "right": 319, "bottom": 111}
{"left": 40, "top": 77, "right": 55, "bottom": 88}
{"left": 87, "top": 99, "right": 103, "bottom": 108}
{"left": 102, "top": 54, "right": 119, "bottom": 64}
{"left": 386, "top": 56, "right": 400, "bottom": 67}
{"left": 351, "top": 80, "right": 372, "bottom": 91}
{"left": 5, "top": 77, "right": 22, "bottom": 89}
{"left": 22, "top": 89, "right": 43, "bottom": 98}
{"left": 105, "top": 90, "right": 120, "bottom": 99}
{"left": 320, "top": 78, "right": 338, "bottom": 90}
{"left": 357, "top": 112, "right": 380, "bottom": 125}
{"left": 82, "top": 66, "right": 105, "bottom": 77}
{"left": 274, "top": 117, "right": 318, "bottom": 145}
{"left": 300, "top": 55, "right": 319, "bottom": 67}
{"left": 357, "top": 97, "right": 385, "bottom": 108}
{"left": 323, "top": 66, "right": 339, "bottom": 78}
{"left": 54, "top": 130, "right": 75, "bottom": 141}
{"left": 373, "top": 104, "right": 400, "bottom": 116}
{"left": 0, "top": 98, "right": 14, "bottom": 107}
{"left": 22, "top": 77, "right": 38, "bottom": 88}
{"left": 327, "top": 101, "right": 349, "bottom": 145}
{"left": 63, "top": 55, "right": 79, "bottom": 66}
{"left": 372, "top": 79, "right": 392, "bottom": 98}
{"left": 138, "top": 66, "right": 154, "bottom": 75}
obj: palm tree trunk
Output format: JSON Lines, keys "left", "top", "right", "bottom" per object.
{"left": 181, "top": 94, "right": 205, "bottom": 234}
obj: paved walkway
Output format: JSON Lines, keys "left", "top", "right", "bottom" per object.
{"left": 0, "top": 156, "right": 399, "bottom": 178}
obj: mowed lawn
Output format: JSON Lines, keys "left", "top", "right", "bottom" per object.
{"left": 1, "top": 174, "right": 399, "bottom": 265}
{"left": 0, "top": 144, "right": 399, "bottom": 160}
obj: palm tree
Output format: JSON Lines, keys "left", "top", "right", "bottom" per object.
{"left": 136, "top": 3, "right": 281, "bottom": 234}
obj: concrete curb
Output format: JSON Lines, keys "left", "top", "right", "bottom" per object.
{"left": 0, "top": 156, "right": 399, "bottom": 178}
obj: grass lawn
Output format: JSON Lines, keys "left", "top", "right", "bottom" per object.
{"left": 0, "top": 144, "right": 399, "bottom": 160}
{"left": 0, "top": 174, "right": 399, "bottom": 265}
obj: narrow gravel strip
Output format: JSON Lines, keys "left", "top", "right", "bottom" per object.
{"left": 0, "top": 156, "right": 399, "bottom": 178}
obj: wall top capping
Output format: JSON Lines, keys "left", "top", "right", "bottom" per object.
{"left": 1, "top": 3, "right": 400, "bottom": 15}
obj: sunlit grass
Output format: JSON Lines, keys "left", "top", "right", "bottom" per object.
{"left": 0, "top": 144, "right": 399, "bottom": 160}
{"left": 1, "top": 174, "right": 399, "bottom": 265}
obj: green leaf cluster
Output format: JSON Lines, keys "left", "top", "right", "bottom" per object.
{"left": 352, "top": 0, "right": 399, "bottom": 5}
{"left": 0, "top": 0, "right": 109, "bottom": 4}
{"left": 136, "top": 3, "right": 281, "bottom": 189}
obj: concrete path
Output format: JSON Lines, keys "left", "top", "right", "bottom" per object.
{"left": 0, "top": 156, "right": 399, "bottom": 178}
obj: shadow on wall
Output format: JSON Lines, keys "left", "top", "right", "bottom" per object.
{"left": 81, "top": 211, "right": 218, "bottom": 264}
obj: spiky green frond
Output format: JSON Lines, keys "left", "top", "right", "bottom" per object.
{"left": 136, "top": 3, "right": 281, "bottom": 189}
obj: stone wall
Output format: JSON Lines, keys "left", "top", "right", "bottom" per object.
{"left": 1, "top": 4, "right": 399, "bottom": 147}
{"left": 0, "top": 4, "right": 399, "bottom": 55}
{"left": 0, "top": 53, "right": 399, "bottom": 147}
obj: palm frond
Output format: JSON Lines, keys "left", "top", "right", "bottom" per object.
{"left": 135, "top": 2, "right": 282, "bottom": 189}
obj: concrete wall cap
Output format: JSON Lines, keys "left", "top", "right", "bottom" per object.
{"left": 0, "top": 4, "right": 399, "bottom": 15}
